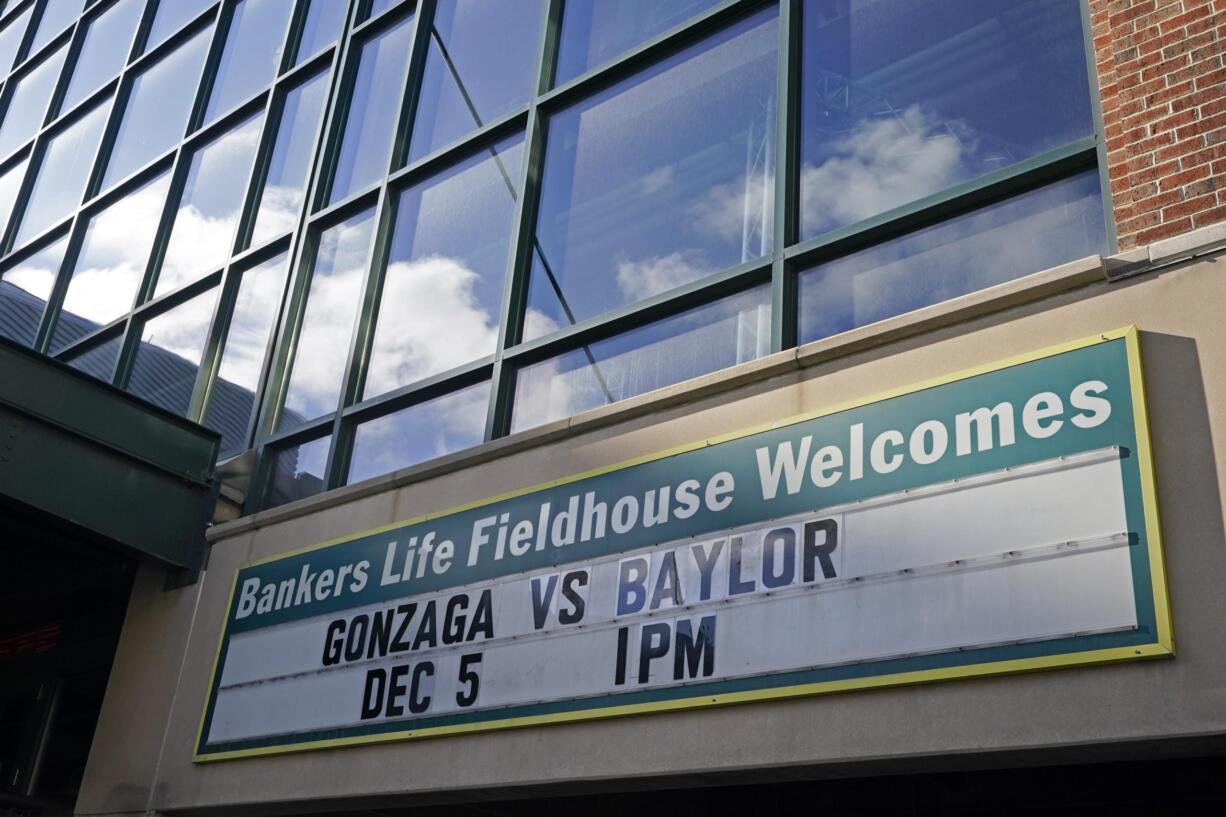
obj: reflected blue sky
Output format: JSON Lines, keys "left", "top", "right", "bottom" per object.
{"left": 0, "top": 44, "right": 67, "bottom": 159}
{"left": 526, "top": 9, "right": 777, "bottom": 339}
{"left": 61, "top": 0, "right": 143, "bottom": 114}
{"left": 800, "top": 0, "right": 1093, "bottom": 238}
{"left": 205, "top": 0, "right": 295, "bottom": 123}
{"left": 146, "top": 0, "right": 214, "bottom": 53}
{"left": 408, "top": 0, "right": 544, "bottom": 162}
{"left": 266, "top": 434, "right": 330, "bottom": 508}
{"left": 364, "top": 135, "right": 523, "bottom": 398}
{"left": 296, "top": 0, "right": 348, "bottom": 64}
{"left": 0, "top": 7, "right": 33, "bottom": 78}
{"left": 28, "top": 0, "right": 82, "bottom": 56}
{"left": 798, "top": 171, "right": 1107, "bottom": 344}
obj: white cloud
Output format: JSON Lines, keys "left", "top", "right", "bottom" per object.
{"left": 690, "top": 172, "right": 773, "bottom": 254}
{"left": 615, "top": 250, "right": 714, "bottom": 302}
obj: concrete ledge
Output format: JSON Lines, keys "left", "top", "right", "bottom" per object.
{"left": 1105, "top": 221, "right": 1226, "bottom": 281}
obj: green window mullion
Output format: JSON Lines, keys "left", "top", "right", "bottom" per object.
{"left": 772, "top": 0, "right": 801, "bottom": 353}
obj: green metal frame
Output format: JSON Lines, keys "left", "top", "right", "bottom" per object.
{"left": 0, "top": 0, "right": 1116, "bottom": 516}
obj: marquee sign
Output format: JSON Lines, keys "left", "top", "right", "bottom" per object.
{"left": 196, "top": 327, "right": 1171, "bottom": 760}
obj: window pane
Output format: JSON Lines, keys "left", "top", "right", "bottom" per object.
{"left": 0, "top": 234, "right": 66, "bottom": 346}
{"left": 407, "top": 0, "right": 544, "bottom": 163}
{"left": 0, "top": 7, "right": 34, "bottom": 77}
{"left": 104, "top": 24, "right": 212, "bottom": 188}
{"left": 147, "top": 0, "right": 213, "bottom": 52}
{"left": 0, "top": 44, "right": 68, "bottom": 159}
{"left": 250, "top": 68, "right": 329, "bottom": 247}
{"left": 265, "top": 434, "right": 330, "bottom": 508}
{"left": 0, "top": 155, "right": 29, "bottom": 235}
{"left": 527, "top": 10, "right": 777, "bottom": 338}
{"left": 328, "top": 16, "right": 412, "bottom": 204}
{"left": 279, "top": 210, "right": 374, "bottom": 428}
{"left": 556, "top": 0, "right": 720, "bottom": 84}
{"left": 205, "top": 0, "right": 294, "bottom": 122}
{"left": 28, "top": 0, "right": 83, "bottom": 55}
{"left": 366, "top": 0, "right": 406, "bottom": 20}
{"left": 127, "top": 285, "right": 219, "bottom": 415}
{"left": 348, "top": 380, "right": 489, "bottom": 484}
{"left": 15, "top": 96, "right": 109, "bottom": 244}
{"left": 512, "top": 285, "right": 771, "bottom": 432}
{"left": 364, "top": 135, "right": 523, "bottom": 398}
{"left": 798, "top": 172, "right": 1107, "bottom": 344}
{"left": 61, "top": 332, "right": 120, "bottom": 381}
{"left": 61, "top": 0, "right": 144, "bottom": 113}
{"left": 799, "top": 0, "right": 1094, "bottom": 239}
{"left": 155, "top": 113, "right": 263, "bottom": 297}
{"left": 202, "top": 252, "right": 289, "bottom": 456}
{"left": 50, "top": 171, "right": 170, "bottom": 352}
{"left": 295, "top": 0, "right": 347, "bottom": 65}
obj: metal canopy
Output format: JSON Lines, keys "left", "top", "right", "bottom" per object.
{"left": 0, "top": 337, "right": 218, "bottom": 570}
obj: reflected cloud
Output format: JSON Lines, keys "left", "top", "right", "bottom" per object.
{"left": 281, "top": 260, "right": 365, "bottom": 421}
{"left": 801, "top": 106, "right": 964, "bottom": 235}
{"left": 615, "top": 250, "right": 716, "bottom": 302}
{"left": 365, "top": 256, "right": 499, "bottom": 397}
{"left": 690, "top": 172, "right": 772, "bottom": 255}
{"left": 250, "top": 184, "right": 302, "bottom": 246}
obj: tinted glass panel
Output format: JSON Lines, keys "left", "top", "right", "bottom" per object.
{"left": 0, "top": 234, "right": 66, "bottom": 346}
{"left": 328, "top": 15, "right": 412, "bottom": 204}
{"left": 16, "top": 97, "right": 109, "bottom": 244}
{"left": 527, "top": 10, "right": 776, "bottom": 338}
{"left": 367, "top": 0, "right": 406, "bottom": 19}
{"left": 296, "top": 0, "right": 347, "bottom": 64}
{"left": 28, "top": 0, "right": 82, "bottom": 55}
{"left": 0, "top": 7, "right": 33, "bottom": 77}
{"left": 798, "top": 172, "right": 1107, "bottom": 343}
{"left": 408, "top": 0, "right": 544, "bottom": 162}
{"left": 203, "top": 252, "right": 289, "bottom": 456}
{"left": 50, "top": 171, "right": 170, "bottom": 351}
{"left": 0, "top": 155, "right": 28, "bottom": 235}
{"left": 61, "top": 0, "right": 144, "bottom": 113}
{"left": 147, "top": 0, "right": 213, "bottom": 51}
{"left": 104, "top": 25, "right": 212, "bottom": 187}
{"left": 0, "top": 45, "right": 68, "bottom": 159}
{"left": 799, "top": 0, "right": 1093, "bottom": 239}
{"left": 556, "top": 0, "right": 720, "bottom": 84}
{"left": 127, "top": 285, "right": 220, "bottom": 415}
{"left": 250, "top": 68, "right": 329, "bottom": 247}
{"left": 348, "top": 380, "right": 490, "bottom": 484}
{"left": 279, "top": 210, "right": 375, "bottom": 428}
{"left": 155, "top": 113, "right": 263, "bottom": 296}
{"left": 205, "top": 0, "right": 294, "bottom": 122}
{"left": 512, "top": 285, "right": 770, "bottom": 432}
{"left": 364, "top": 135, "right": 523, "bottom": 398}
{"left": 265, "top": 434, "right": 330, "bottom": 508}
{"left": 61, "top": 332, "right": 120, "bottom": 380}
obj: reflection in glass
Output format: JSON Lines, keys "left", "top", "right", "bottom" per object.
{"left": 348, "top": 380, "right": 490, "bottom": 484}
{"left": 61, "top": 333, "right": 120, "bottom": 382}
{"left": 265, "top": 434, "right": 330, "bottom": 508}
{"left": 202, "top": 253, "right": 290, "bottom": 456}
{"left": 147, "top": 0, "right": 214, "bottom": 52}
{"left": 156, "top": 113, "right": 263, "bottom": 297}
{"left": 527, "top": 9, "right": 776, "bottom": 337}
{"left": 0, "top": 45, "right": 68, "bottom": 158}
{"left": 0, "top": 7, "right": 33, "bottom": 77}
{"left": 205, "top": 0, "right": 295, "bottom": 122}
{"left": 50, "top": 172, "right": 171, "bottom": 352}
{"left": 279, "top": 210, "right": 375, "bottom": 428}
{"left": 555, "top": 0, "right": 720, "bottom": 84}
{"left": 104, "top": 25, "right": 212, "bottom": 188}
{"left": 28, "top": 0, "right": 82, "bottom": 55}
{"left": 364, "top": 136, "right": 523, "bottom": 398}
{"left": 0, "top": 156, "right": 29, "bottom": 236}
{"left": 61, "top": 0, "right": 144, "bottom": 113}
{"left": 0, "top": 234, "right": 67, "bottom": 346}
{"left": 250, "top": 69, "right": 329, "bottom": 247}
{"left": 328, "top": 16, "right": 412, "bottom": 204}
{"left": 127, "top": 286, "right": 220, "bottom": 416}
{"left": 408, "top": 0, "right": 544, "bottom": 162}
{"left": 799, "top": 0, "right": 1093, "bottom": 239}
{"left": 512, "top": 285, "right": 770, "bottom": 432}
{"left": 798, "top": 172, "right": 1107, "bottom": 344}
{"left": 16, "top": 97, "right": 110, "bottom": 245}
{"left": 366, "top": 0, "right": 406, "bottom": 20}
{"left": 295, "top": 0, "right": 347, "bottom": 64}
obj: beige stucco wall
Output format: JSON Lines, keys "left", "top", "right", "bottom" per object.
{"left": 77, "top": 246, "right": 1226, "bottom": 816}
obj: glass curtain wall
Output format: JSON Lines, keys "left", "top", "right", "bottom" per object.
{"left": 0, "top": 0, "right": 1109, "bottom": 513}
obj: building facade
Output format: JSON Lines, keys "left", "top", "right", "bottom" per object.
{"left": 1, "top": 0, "right": 1225, "bottom": 814}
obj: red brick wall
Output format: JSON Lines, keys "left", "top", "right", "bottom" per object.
{"left": 1093, "top": 0, "right": 1226, "bottom": 249}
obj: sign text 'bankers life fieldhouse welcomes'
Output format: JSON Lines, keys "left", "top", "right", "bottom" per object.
{"left": 196, "top": 328, "right": 1171, "bottom": 760}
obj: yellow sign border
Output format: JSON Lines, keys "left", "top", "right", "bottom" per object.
{"left": 194, "top": 326, "right": 1172, "bottom": 762}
